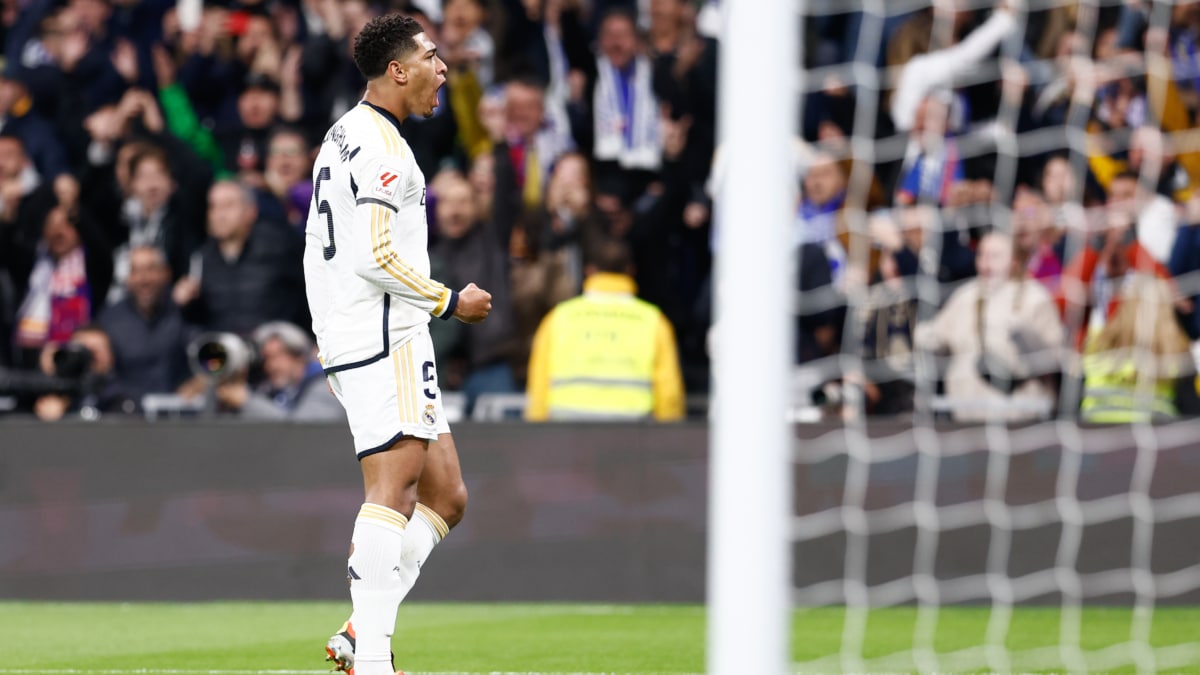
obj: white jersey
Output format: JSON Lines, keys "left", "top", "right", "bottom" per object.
{"left": 303, "top": 101, "right": 457, "bottom": 373}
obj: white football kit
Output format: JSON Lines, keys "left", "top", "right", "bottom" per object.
{"left": 303, "top": 101, "right": 455, "bottom": 454}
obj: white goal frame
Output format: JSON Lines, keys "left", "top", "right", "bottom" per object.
{"left": 706, "top": 1, "right": 798, "bottom": 674}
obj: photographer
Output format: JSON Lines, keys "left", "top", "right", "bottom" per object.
{"left": 914, "top": 231, "right": 1064, "bottom": 422}
{"left": 31, "top": 325, "right": 135, "bottom": 421}
{"left": 199, "top": 321, "right": 343, "bottom": 421}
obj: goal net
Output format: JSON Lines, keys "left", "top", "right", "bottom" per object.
{"left": 714, "top": 0, "right": 1200, "bottom": 672}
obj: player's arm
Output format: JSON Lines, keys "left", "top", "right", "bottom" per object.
{"left": 349, "top": 159, "right": 459, "bottom": 319}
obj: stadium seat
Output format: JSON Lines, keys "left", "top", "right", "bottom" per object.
{"left": 471, "top": 393, "right": 527, "bottom": 421}
{"left": 929, "top": 395, "right": 1054, "bottom": 420}
{"left": 441, "top": 391, "right": 466, "bottom": 423}
{"left": 141, "top": 394, "right": 206, "bottom": 421}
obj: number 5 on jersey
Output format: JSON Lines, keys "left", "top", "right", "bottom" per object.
{"left": 315, "top": 166, "right": 336, "bottom": 260}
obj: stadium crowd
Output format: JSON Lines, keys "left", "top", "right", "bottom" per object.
{"left": 796, "top": 0, "right": 1200, "bottom": 424}
{"left": 3, "top": 0, "right": 1200, "bottom": 424}
{"left": 0, "top": 0, "right": 717, "bottom": 420}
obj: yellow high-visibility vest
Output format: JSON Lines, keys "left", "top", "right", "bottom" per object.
{"left": 1081, "top": 353, "right": 1178, "bottom": 423}
{"left": 543, "top": 292, "right": 661, "bottom": 420}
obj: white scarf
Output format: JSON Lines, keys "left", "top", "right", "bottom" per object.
{"left": 107, "top": 199, "right": 167, "bottom": 306}
{"left": 593, "top": 55, "right": 661, "bottom": 171}
{"left": 15, "top": 246, "right": 87, "bottom": 347}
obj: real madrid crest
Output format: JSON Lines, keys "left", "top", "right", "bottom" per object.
{"left": 423, "top": 404, "right": 437, "bottom": 426}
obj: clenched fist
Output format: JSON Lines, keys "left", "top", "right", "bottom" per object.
{"left": 453, "top": 282, "right": 492, "bottom": 324}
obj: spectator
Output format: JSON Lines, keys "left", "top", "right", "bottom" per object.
{"left": 172, "top": 180, "right": 306, "bottom": 334}
{"left": 0, "top": 63, "right": 69, "bottom": 181}
{"left": 97, "top": 245, "right": 191, "bottom": 406}
{"left": 211, "top": 321, "right": 344, "bottom": 421}
{"left": 510, "top": 152, "right": 604, "bottom": 371}
{"left": 1090, "top": 124, "right": 1189, "bottom": 205}
{"left": 0, "top": 132, "right": 57, "bottom": 366}
{"left": 914, "top": 231, "right": 1064, "bottom": 422}
{"left": 889, "top": 204, "right": 977, "bottom": 286}
{"left": 260, "top": 125, "right": 314, "bottom": 232}
{"left": 0, "top": 133, "right": 57, "bottom": 283}
{"left": 218, "top": 73, "right": 289, "bottom": 185}
{"left": 33, "top": 324, "right": 135, "bottom": 421}
{"left": 468, "top": 150, "right": 497, "bottom": 226}
{"left": 38, "top": 2, "right": 127, "bottom": 113}
{"left": 159, "top": 9, "right": 302, "bottom": 184}
{"left": 494, "top": 77, "right": 572, "bottom": 217}
{"left": 634, "top": 103, "right": 714, "bottom": 350}
{"left": 430, "top": 174, "right": 519, "bottom": 407}
{"left": 847, "top": 248, "right": 920, "bottom": 416}
{"left": 1142, "top": 29, "right": 1200, "bottom": 200}
{"left": 889, "top": 2, "right": 1018, "bottom": 133}
{"left": 591, "top": 8, "right": 662, "bottom": 199}
{"left": 648, "top": 0, "right": 710, "bottom": 192}
{"left": 1058, "top": 172, "right": 1177, "bottom": 348}
{"left": 529, "top": 0, "right": 592, "bottom": 165}
{"left": 1011, "top": 185, "right": 1063, "bottom": 293}
{"left": 175, "top": 5, "right": 300, "bottom": 133}
{"left": 298, "top": 0, "right": 374, "bottom": 131}
{"left": 1082, "top": 275, "right": 1195, "bottom": 423}
{"left": 796, "top": 150, "right": 849, "bottom": 284}
{"left": 165, "top": 4, "right": 241, "bottom": 125}
{"left": 441, "top": 0, "right": 495, "bottom": 89}
{"left": 108, "top": 143, "right": 203, "bottom": 305}
{"left": 150, "top": 42, "right": 229, "bottom": 176}
{"left": 1093, "top": 75, "right": 1147, "bottom": 133}
{"left": 795, "top": 241, "right": 842, "bottom": 365}
{"left": 525, "top": 238, "right": 683, "bottom": 421}
{"left": 74, "top": 89, "right": 214, "bottom": 261}
{"left": 894, "top": 92, "right": 966, "bottom": 207}
{"left": 1170, "top": 194, "right": 1200, "bottom": 339}
{"left": 11, "top": 205, "right": 110, "bottom": 369}
{"left": 1040, "top": 153, "right": 1087, "bottom": 231}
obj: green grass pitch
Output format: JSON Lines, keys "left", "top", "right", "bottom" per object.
{"left": 1, "top": 602, "right": 1197, "bottom": 674}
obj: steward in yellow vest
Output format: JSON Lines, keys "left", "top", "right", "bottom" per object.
{"left": 1079, "top": 275, "right": 1194, "bottom": 424}
{"left": 1080, "top": 353, "right": 1179, "bottom": 423}
{"left": 524, "top": 240, "right": 684, "bottom": 421}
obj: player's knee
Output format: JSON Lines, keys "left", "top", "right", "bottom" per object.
{"left": 441, "top": 480, "right": 469, "bottom": 529}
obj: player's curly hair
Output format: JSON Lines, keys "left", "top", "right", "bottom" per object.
{"left": 353, "top": 14, "right": 424, "bottom": 80}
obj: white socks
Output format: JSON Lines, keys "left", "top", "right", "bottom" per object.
{"left": 345, "top": 502, "right": 450, "bottom": 675}
{"left": 402, "top": 503, "right": 448, "bottom": 581}
{"left": 347, "top": 503, "right": 407, "bottom": 675}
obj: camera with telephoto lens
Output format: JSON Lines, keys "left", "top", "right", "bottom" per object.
{"left": 187, "top": 332, "right": 257, "bottom": 381}
{"left": 53, "top": 343, "right": 93, "bottom": 378}
{"left": 0, "top": 343, "right": 98, "bottom": 401}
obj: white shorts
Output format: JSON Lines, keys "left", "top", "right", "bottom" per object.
{"left": 327, "top": 330, "right": 450, "bottom": 457}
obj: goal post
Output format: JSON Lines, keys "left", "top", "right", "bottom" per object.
{"left": 706, "top": 1, "right": 798, "bottom": 674}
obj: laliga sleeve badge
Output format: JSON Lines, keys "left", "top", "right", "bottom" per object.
{"left": 371, "top": 164, "right": 402, "bottom": 201}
